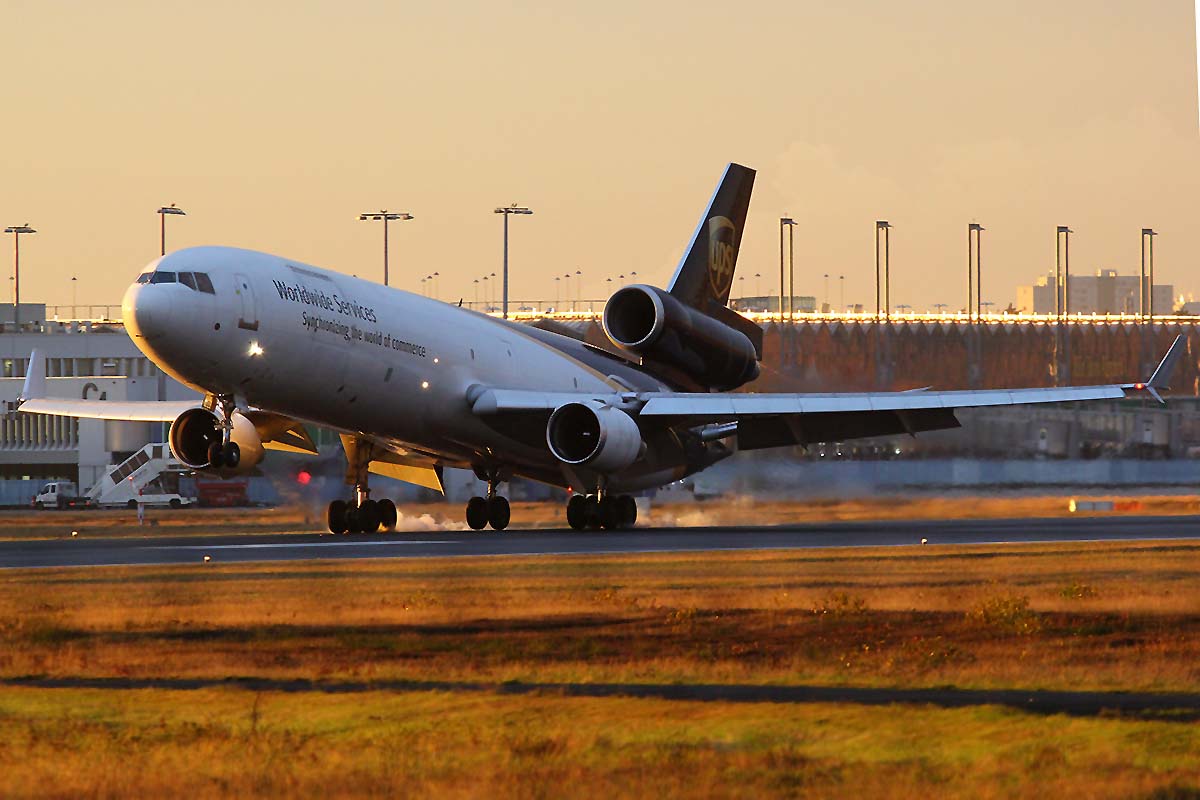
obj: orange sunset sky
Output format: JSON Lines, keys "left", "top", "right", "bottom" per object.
{"left": 2, "top": 0, "right": 1197, "bottom": 311}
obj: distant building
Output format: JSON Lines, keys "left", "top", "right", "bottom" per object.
{"left": 731, "top": 295, "right": 817, "bottom": 314}
{"left": 1016, "top": 270, "right": 1173, "bottom": 315}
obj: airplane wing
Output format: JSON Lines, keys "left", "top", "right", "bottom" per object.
{"left": 10, "top": 348, "right": 200, "bottom": 421}
{"left": 14, "top": 349, "right": 318, "bottom": 455}
{"left": 473, "top": 335, "right": 1186, "bottom": 450}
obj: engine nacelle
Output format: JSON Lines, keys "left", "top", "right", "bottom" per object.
{"left": 168, "top": 408, "right": 265, "bottom": 473}
{"left": 546, "top": 401, "right": 644, "bottom": 474}
{"left": 602, "top": 284, "right": 759, "bottom": 390}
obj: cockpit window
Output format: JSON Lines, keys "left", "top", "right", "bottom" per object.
{"left": 136, "top": 272, "right": 153, "bottom": 284}
{"left": 179, "top": 272, "right": 198, "bottom": 291}
{"left": 194, "top": 273, "right": 215, "bottom": 294}
{"left": 149, "top": 271, "right": 177, "bottom": 284}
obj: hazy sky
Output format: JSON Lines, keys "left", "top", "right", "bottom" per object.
{"left": 2, "top": 0, "right": 1197, "bottom": 311}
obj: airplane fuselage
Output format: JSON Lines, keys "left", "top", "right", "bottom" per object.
{"left": 122, "top": 246, "right": 711, "bottom": 492}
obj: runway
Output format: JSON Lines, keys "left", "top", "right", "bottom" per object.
{"left": 2, "top": 513, "right": 1199, "bottom": 569}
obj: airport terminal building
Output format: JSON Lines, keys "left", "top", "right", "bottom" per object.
{"left": 0, "top": 316, "right": 200, "bottom": 491}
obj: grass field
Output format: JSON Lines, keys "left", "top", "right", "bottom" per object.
{"left": 1, "top": 539, "right": 1199, "bottom": 796}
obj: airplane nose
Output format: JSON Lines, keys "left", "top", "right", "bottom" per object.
{"left": 122, "top": 282, "right": 172, "bottom": 340}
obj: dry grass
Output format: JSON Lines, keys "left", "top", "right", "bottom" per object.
{"left": 3, "top": 493, "right": 1199, "bottom": 539}
{"left": 1, "top": 687, "right": 1198, "bottom": 798}
{"left": 2, "top": 542, "right": 1199, "bottom": 796}
{"left": 1, "top": 541, "right": 1199, "bottom": 691}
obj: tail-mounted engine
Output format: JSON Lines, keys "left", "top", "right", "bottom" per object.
{"left": 602, "top": 284, "right": 760, "bottom": 390}
{"left": 546, "top": 401, "right": 644, "bottom": 474}
{"left": 168, "top": 408, "right": 265, "bottom": 473}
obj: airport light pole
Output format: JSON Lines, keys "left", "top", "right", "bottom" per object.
{"left": 575, "top": 269, "right": 582, "bottom": 310}
{"left": 156, "top": 204, "right": 186, "bottom": 257}
{"left": 1056, "top": 226, "right": 1072, "bottom": 320}
{"left": 71, "top": 276, "right": 77, "bottom": 317}
{"left": 934, "top": 303, "right": 948, "bottom": 315}
{"left": 778, "top": 217, "right": 797, "bottom": 320}
{"left": 494, "top": 204, "right": 533, "bottom": 320}
{"left": 358, "top": 210, "right": 413, "bottom": 288}
{"left": 875, "top": 221, "right": 892, "bottom": 321}
{"left": 968, "top": 223, "right": 984, "bottom": 323}
{"left": 1141, "top": 228, "right": 1158, "bottom": 320}
{"left": 839, "top": 275, "right": 845, "bottom": 313}
{"left": 4, "top": 225, "right": 35, "bottom": 327}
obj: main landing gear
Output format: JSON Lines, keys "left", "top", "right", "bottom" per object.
{"left": 326, "top": 494, "right": 398, "bottom": 534}
{"left": 326, "top": 435, "right": 398, "bottom": 534}
{"left": 465, "top": 467, "right": 509, "bottom": 531}
{"left": 566, "top": 492, "right": 637, "bottom": 531}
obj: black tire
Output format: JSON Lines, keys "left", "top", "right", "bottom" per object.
{"left": 327, "top": 500, "right": 348, "bottom": 534}
{"left": 169, "top": 498, "right": 181, "bottom": 509}
{"left": 343, "top": 507, "right": 360, "bottom": 534}
{"left": 618, "top": 495, "right": 637, "bottom": 528}
{"left": 487, "top": 496, "right": 510, "bottom": 531}
{"left": 359, "top": 499, "right": 381, "bottom": 533}
{"left": 207, "top": 441, "right": 225, "bottom": 469}
{"left": 598, "top": 497, "right": 620, "bottom": 530}
{"left": 584, "top": 495, "right": 601, "bottom": 529}
{"left": 378, "top": 499, "right": 398, "bottom": 531}
{"left": 566, "top": 494, "right": 588, "bottom": 531}
{"left": 126, "top": 499, "right": 137, "bottom": 510}
{"left": 466, "top": 497, "right": 489, "bottom": 530}
{"left": 35, "top": 501, "right": 44, "bottom": 511}
{"left": 223, "top": 441, "right": 241, "bottom": 469}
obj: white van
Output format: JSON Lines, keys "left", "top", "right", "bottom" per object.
{"left": 33, "top": 481, "right": 94, "bottom": 510}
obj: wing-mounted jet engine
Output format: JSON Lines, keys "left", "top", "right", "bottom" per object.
{"left": 603, "top": 284, "right": 759, "bottom": 390}
{"left": 168, "top": 408, "right": 265, "bottom": 472}
{"left": 546, "top": 400, "right": 644, "bottom": 473}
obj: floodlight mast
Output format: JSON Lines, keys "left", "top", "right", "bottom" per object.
{"left": 358, "top": 210, "right": 413, "bottom": 287}
{"left": 493, "top": 204, "right": 533, "bottom": 319}
{"left": 156, "top": 204, "right": 186, "bottom": 256}
{"left": 3, "top": 225, "right": 36, "bottom": 327}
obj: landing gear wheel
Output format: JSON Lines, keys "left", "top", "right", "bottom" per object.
{"left": 207, "top": 441, "right": 225, "bottom": 469}
{"left": 598, "top": 497, "right": 621, "bottom": 530}
{"left": 618, "top": 495, "right": 637, "bottom": 528}
{"left": 327, "top": 500, "right": 348, "bottom": 534}
{"left": 466, "top": 496, "right": 489, "bottom": 530}
{"left": 584, "top": 495, "right": 601, "bottom": 529}
{"left": 378, "top": 499, "right": 398, "bottom": 531}
{"left": 343, "top": 506, "right": 361, "bottom": 534}
{"left": 358, "top": 499, "right": 381, "bottom": 533}
{"left": 566, "top": 495, "right": 588, "bottom": 531}
{"left": 487, "top": 496, "right": 510, "bottom": 531}
{"left": 222, "top": 441, "right": 241, "bottom": 469}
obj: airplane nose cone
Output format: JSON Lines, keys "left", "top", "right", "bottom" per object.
{"left": 123, "top": 282, "right": 172, "bottom": 340}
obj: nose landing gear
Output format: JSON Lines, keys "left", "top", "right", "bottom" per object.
{"left": 204, "top": 394, "right": 241, "bottom": 469}
{"left": 466, "top": 468, "right": 510, "bottom": 531}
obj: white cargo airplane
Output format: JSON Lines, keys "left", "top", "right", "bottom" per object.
{"left": 16, "top": 163, "right": 1184, "bottom": 533}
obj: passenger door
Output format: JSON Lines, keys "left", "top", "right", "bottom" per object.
{"left": 234, "top": 274, "right": 259, "bottom": 331}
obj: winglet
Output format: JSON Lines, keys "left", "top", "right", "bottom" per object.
{"left": 1147, "top": 335, "right": 1186, "bottom": 390}
{"left": 18, "top": 349, "right": 45, "bottom": 404}
{"left": 1126, "top": 335, "right": 1187, "bottom": 405}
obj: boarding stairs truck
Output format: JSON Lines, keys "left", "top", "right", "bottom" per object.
{"left": 87, "top": 443, "right": 197, "bottom": 509}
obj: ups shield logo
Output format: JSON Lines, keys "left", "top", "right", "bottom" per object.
{"left": 707, "top": 216, "right": 737, "bottom": 298}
